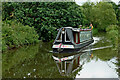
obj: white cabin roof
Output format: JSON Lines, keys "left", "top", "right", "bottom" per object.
{"left": 63, "top": 27, "right": 80, "bottom": 32}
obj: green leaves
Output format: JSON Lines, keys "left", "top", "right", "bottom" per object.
{"left": 2, "top": 2, "right": 85, "bottom": 41}
{"left": 2, "top": 21, "right": 39, "bottom": 51}
{"left": 82, "top": 2, "right": 117, "bottom": 31}
{"left": 106, "top": 25, "right": 118, "bottom": 50}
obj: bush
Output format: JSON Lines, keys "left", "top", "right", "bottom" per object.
{"left": 82, "top": 2, "right": 117, "bottom": 31}
{"left": 93, "top": 28, "right": 98, "bottom": 35}
{"left": 106, "top": 25, "right": 118, "bottom": 50}
{"left": 2, "top": 20, "right": 39, "bottom": 51}
{"left": 2, "top": 2, "right": 86, "bottom": 41}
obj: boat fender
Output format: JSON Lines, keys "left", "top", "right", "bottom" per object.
{"left": 59, "top": 43, "right": 62, "bottom": 48}
{"left": 59, "top": 59, "right": 61, "bottom": 62}
{"left": 58, "top": 43, "right": 62, "bottom": 52}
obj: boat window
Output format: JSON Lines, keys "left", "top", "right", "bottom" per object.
{"left": 56, "top": 32, "right": 62, "bottom": 42}
{"left": 65, "top": 31, "right": 70, "bottom": 42}
{"left": 80, "top": 31, "right": 91, "bottom": 42}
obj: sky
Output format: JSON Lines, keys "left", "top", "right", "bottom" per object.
{"left": 75, "top": 0, "right": 120, "bottom": 5}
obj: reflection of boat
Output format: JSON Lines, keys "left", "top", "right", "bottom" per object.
{"left": 52, "top": 53, "right": 82, "bottom": 76}
{"left": 52, "top": 45, "right": 93, "bottom": 76}
{"left": 52, "top": 27, "right": 94, "bottom": 53}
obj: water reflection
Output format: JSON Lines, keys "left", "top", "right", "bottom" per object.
{"left": 2, "top": 42, "right": 73, "bottom": 78}
{"left": 52, "top": 44, "right": 118, "bottom": 78}
{"left": 2, "top": 36, "right": 119, "bottom": 78}
{"left": 53, "top": 53, "right": 81, "bottom": 76}
{"left": 77, "top": 57, "right": 118, "bottom": 78}
{"left": 52, "top": 45, "right": 93, "bottom": 77}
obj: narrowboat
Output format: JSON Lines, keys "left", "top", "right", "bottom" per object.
{"left": 52, "top": 27, "right": 94, "bottom": 53}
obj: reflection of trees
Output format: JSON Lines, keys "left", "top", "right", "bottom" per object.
{"left": 2, "top": 42, "right": 70, "bottom": 78}
{"left": 2, "top": 44, "right": 39, "bottom": 78}
{"left": 93, "top": 45, "right": 119, "bottom": 78}
{"left": 93, "top": 48, "right": 117, "bottom": 61}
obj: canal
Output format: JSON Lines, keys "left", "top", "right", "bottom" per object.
{"left": 2, "top": 34, "right": 119, "bottom": 78}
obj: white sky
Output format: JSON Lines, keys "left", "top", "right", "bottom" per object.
{"left": 75, "top": 0, "right": 120, "bottom": 5}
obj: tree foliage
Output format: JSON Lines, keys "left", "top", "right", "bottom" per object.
{"left": 82, "top": 2, "right": 117, "bottom": 31}
{"left": 2, "top": 20, "right": 39, "bottom": 51}
{"left": 2, "top": 2, "right": 85, "bottom": 41}
{"left": 82, "top": 1, "right": 119, "bottom": 50}
{"left": 106, "top": 25, "right": 118, "bottom": 49}
{"left": 108, "top": 2, "right": 120, "bottom": 26}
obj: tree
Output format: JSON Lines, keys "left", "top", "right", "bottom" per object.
{"left": 2, "top": 2, "right": 85, "bottom": 41}
{"left": 117, "top": 2, "right": 120, "bottom": 26}
{"left": 82, "top": 2, "right": 95, "bottom": 25}
{"left": 107, "top": 1, "right": 120, "bottom": 26}
{"left": 82, "top": 2, "right": 117, "bottom": 31}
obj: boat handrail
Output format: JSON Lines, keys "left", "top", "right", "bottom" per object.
{"left": 58, "top": 27, "right": 92, "bottom": 32}
{"left": 80, "top": 29, "right": 92, "bottom": 31}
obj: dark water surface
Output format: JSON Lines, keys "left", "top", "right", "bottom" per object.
{"left": 2, "top": 35, "right": 119, "bottom": 78}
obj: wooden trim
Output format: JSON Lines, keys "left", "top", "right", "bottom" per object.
{"left": 74, "top": 32, "right": 80, "bottom": 44}
{"left": 74, "top": 32, "right": 76, "bottom": 43}
{"left": 77, "top": 32, "right": 80, "bottom": 44}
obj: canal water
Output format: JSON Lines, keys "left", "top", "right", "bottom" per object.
{"left": 2, "top": 34, "right": 119, "bottom": 78}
